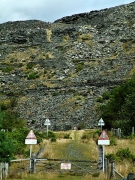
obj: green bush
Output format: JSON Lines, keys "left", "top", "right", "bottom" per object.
{"left": 116, "top": 148, "right": 132, "bottom": 160}
{"left": 0, "top": 131, "right": 15, "bottom": 162}
{"left": 93, "top": 130, "right": 101, "bottom": 144}
{"left": 0, "top": 98, "right": 17, "bottom": 110}
{"left": 92, "top": 172, "right": 100, "bottom": 177}
{"left": 110, "top": 136, "right": 117, "bottom": 146}
{"left": 106, "top": 153, "right": 116, "bottom": 161}
{"left": 78, "top": 123, "right": 85, "bottom": 130}
{"left": 52, "top": 91, "right": 58, "bottom": 96}
{"left": 48, "top": 131, "right": 56, "bottom": 138}
{"left": 2, "top": 110, "right": 26, "bottom": 131}
{"left": 64, "top": 134, "right": 70, "bottom": 139}
{"left": 26, "top": 63, "right": 33, "bottom": 69}
{"left": 51, "top": 137, "right": 57, "bottom": 142}
{"left": 27, "top": 72, "right": 39, "bottom": 80}
{"left": 2, "top": 66, "right": 14, "bottom": 73}
{"left": 0, "top": 103, "right": 10, "bottom": 110}
{"left": 96, "top": 96, "right": 103, "bottom": 103}
{"left": 102, "top": 91, "right": 110, "bottom": 100}
{"left": 81, "top": 131, "right": 92, "bottom": 140}
{"left": 72, "top": 59, "right": 78, "bottom": 63}
{"left": 31, "top": 120, "right": 35, "bottom": 124}
{"left": 8, "top": 128, "right": 29, "bottom": 155}
{"left": 75, "top": 62, "right": 84, "bottom": 72}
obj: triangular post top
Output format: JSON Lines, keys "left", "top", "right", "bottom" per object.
{"left": 99, "top": 118, "right": 104, "bottom": 123}
{"left": 98, "top": 130, "right": 109, "bottom": 140}
{"left": 26, "top": 130, "right": 36, "bottom": 139}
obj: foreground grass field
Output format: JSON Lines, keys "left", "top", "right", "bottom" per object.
{"left": 10, "top": 172, "right": 107, "bottom": 180}
{"left": 8, "top": 129, "right": 135, "bottom": 180}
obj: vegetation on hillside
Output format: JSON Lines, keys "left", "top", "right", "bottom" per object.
{"left": 98, "top": 74, "right": 135, "bottom": 135}
{"left": 0, "top": 108, "right": 14, "bottom": 162}
{"left": 1, "top": 73, "right": 135, "bottom": 162}
{"left": 0, "top": 96, "right": 56, "bottom": 162}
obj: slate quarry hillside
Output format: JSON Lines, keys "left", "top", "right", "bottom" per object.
{"left": 0, "top": 2, "right": 135, "bottom": 131}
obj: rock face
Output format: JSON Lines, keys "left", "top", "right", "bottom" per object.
{"left": 0, "top": 2, "right": 135, "bottom": 131}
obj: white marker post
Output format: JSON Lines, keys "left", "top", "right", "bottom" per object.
{"left": 44, "top": 119, "right": 51, "bottom": 137}
{"left": 98, "top": 118, "right": 105, "bottom": 131}
{"left": 25, "top": 130, "right": 37, "bottom": 172}
{"left": 98, "top": 130, "right": 110, "bottom": 173}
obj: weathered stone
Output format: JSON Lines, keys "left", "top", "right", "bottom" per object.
{"left": 0, "top": 2, "right": 135, "bottom": 130}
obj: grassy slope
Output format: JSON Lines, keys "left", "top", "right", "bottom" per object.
{"left": 40, "top": 130, "right": 98, "bottom": 160}
{"left": 8, "top": 129, "right": 135, "bottom": 180}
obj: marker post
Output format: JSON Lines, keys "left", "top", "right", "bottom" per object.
{"left": 98, "top": 130, "right": 110, "bottom": 173}
{"left": 25, "top": 130, "right": 37, "bottom": 172}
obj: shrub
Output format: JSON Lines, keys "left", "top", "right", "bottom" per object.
{"left": 44, "top": 69, "right": 47, "bottom": 74}
{"left": 26, "top": 63, "right": 33, "bottom": 69}
{"left": 102, "top": 91, "right": 110, "bottom": 100}
{"left": 92, "top": 172, "right": 100, "bottom": 177}
{"left": 75, "top": 62, "right": 84, "bottom": 72}
{"left": 93, "top": 130, "right": 101, "bottom": 144}
{"left": 43, "top": 131, "right": 57, "bottom": 141}
{"left": 0, "top": 131, "right": 15, "bottom": 162}
{"left": 52, "top": 91, "right": 58, "bottom": 96}
{"left": 51, "top": 137, "right": 57, "bottom": 142}
{"left": 2, "top": 66, "right": 14, "bottom": 73}
{"left": 78, "top": 123, "right": 85, "bottom": 130}
{"left": 0, "top": 98, "right": 17, "bottom": 110}
{"left": 106, "top": 153, "right": 116, "bottom": 161}
{"left": 31, "top": 120, "right": 35, "bottom": 124}
{"left": 0, "top": 102, "right": 10, "bottom": 110}
{"left": 64, "top": 134, "right": 70, "bottom": 139}
{"left": 8, "top": 128, "right": 29, "bottom": 155}
{"left": 81, "top": 131, "right": 92, "bottom": 140}
{"left": 96, "top": 96, "right": 103, "bottom": 103}
{"left": 116, "top": 148, "right": 132, "bottom": 160}
{"left": 110, "top": 137, "right": 117, "bottom": 146}
{"left": 72, "top": 59, "right": 78, "bottom": 63}
{"left": 79, "top": 34, "right": 92, "bottom": 41}
{"left": 27, "top": 72, "right": 39, "bottom": 80}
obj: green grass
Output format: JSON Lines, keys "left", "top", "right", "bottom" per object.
{"left": 7, "top": 129, "right": 135, "bottom": 179}
{"left": 8, "top": 172, "right": 106, "bottom": 180}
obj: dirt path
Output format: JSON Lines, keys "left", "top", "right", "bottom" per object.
{"left": 62, "top": 130, "right": 90, "bottom": 160}
{"left": 38, "top": 130, "right": 98, "bottom": 161}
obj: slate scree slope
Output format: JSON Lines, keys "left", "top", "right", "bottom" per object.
{"left": 0, "top": 2, "right": 135, "bottom": 130}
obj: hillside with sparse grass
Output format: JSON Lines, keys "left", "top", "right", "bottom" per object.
{"left": 1, "top": 2, "right": 135, "bottom": 131}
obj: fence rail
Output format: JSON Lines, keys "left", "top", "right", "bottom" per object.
{"left": 7, "top": 158, "right": 135, "bottom": 179}
{"left": 8, "top": 158, "right": 98, "bottom": 176}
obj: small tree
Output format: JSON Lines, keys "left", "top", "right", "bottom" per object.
{"left": 99, "top": 76, "right": 135, "bottom": 135}
{"left": 0, "top": 108, "right": 14, "bottom": 162}
{"left": 0, "top": 131, "right": 14, "bottom": 162}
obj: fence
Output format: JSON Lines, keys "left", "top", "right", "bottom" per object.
{"left": 111, "top": 128, "right": 122, "bottom": 138}
{"left": 8, "top": 158, "right": 98, "bottom": 176}
{"left": 7, "top": 158, "right": 135, "bottom": 179}
{"left": 104, "top": 160, "right": 135, "bottom": 180}
{"left": 108, "top": 161, "right": 125, "bottom": 180}
{"left": 111, "top": 127, "right": 135, "bottom": 138}
{"left": 31, "top": 158, "right": 98, "bottom": 175}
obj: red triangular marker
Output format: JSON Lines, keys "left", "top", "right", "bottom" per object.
{"left": 98, "top": 130, "right": 109, "bottom": 140}
{"left": 26, "top": 130, "right": 36, "bottom": 139}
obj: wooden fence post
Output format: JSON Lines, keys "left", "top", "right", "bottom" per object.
{"left": 31, "top": 157, "right": 36, "bottom": 173}
{"left": 104, "top": 158, "right": 110, "bottom": 179}
{"left": 110, "top": 161, "right": 115, "bottom": 178}
{"left": 0, "top": 163, "right": 2, "bottom": 180}
{"left": 132, "top": 127, "right": 134, "bottom": 135}
{"left": 117, "top": 128, "right": 121, "bottom": 138}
